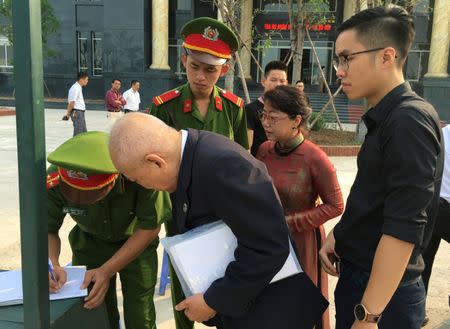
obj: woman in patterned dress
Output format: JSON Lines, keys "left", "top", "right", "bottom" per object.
{"left": 257, "top": 85, "right": 344, "bottom": 329}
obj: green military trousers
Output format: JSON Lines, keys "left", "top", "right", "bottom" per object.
{"left": 69, "top": 226, "right": 158, "bottom": 329}
{"left": 164, "top": 220, "right": 194, "bottom": 329}
{"left": 168, "top": 261, "right": 195, "bottom": 329}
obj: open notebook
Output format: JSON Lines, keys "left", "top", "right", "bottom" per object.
{"left": 161, "top": 221, "right": 303, "bottom": 297}
{"left": 0, "top": 266, "right": 87, "bottom": 306}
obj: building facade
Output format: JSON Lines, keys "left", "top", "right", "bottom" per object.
{"left": 0, "top": 0, "right": 449, "bottom": 120}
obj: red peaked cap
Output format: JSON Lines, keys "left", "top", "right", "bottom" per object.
{"left": 181, "top": 17, "right": 239, "bottom": 61}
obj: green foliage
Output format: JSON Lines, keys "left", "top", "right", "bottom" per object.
{"left": 288, "top": 0, "right": 333, "bottom": 24}
{"left": 309, "top": 111, "right": 326, "bottom": 131}
{"left": 253, "top": 0, "right": 332, "bottom": 60}
{"left": 256, "top": 38, "right": 273, "bottom": 57}
{"left": 0, "top": 0, "right": 60, "bottom": 58}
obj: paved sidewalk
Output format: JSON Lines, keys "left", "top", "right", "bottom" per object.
{"left": 0, "top": 109, "right": 448, "bottom": 328}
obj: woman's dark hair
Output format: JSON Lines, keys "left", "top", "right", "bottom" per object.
{"left": 264, "top": 85, "right": 312, "bottom": 127}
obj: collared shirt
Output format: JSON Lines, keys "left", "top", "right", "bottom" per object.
{"left": 47, "top": 170, "right": 171, "bottom": 243}
{"left": 333, "top": 82, "right": 443, "bottom": 282}
{"left": 440, "top": 126, "right": 450, "bottom": 203}
{"left": 105, "top": 88, "right": 126, "bottom": 111}
{"left": 123, "top": 88, "right": 141, "bottom": 111}
{"left": 150, "top": 83, "right": 248, "bottom": 149}
{"left": 180, "top": 129, "right": 188, "bottom": 159}
{"left": 68, "top": 82, "right": 86, "bottom": 111}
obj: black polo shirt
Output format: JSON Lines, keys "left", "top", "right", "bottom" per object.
{"left": 334, "top": 83, "right": 443, "bottom": 282}
{"left": 245, "top": 98, "right": 267, "bottom": 156}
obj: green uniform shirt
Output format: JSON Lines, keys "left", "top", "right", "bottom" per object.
{"left": 150, "top": 83, "right": 249, "bottom": 149}
{"left": 47, "top": 168, "right": 171, "bottom": 243}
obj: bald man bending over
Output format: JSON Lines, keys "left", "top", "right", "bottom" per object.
{"left": 109, "top": 113, "right": 327, "bottom": 329}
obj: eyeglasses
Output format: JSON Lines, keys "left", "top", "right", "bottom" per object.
{"left": 332, "top": 47, "right": 385, "bottom": 72}
{"left": 259, "top": 112, "right": 289, "bottom": 125}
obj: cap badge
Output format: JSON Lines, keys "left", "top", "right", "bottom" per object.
{"left": 203, "top": 26, "right": 219, "bottom": 41}
{"left": 66, "top": 170, "right": 89, "bottom": 180}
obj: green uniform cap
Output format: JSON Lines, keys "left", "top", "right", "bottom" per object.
{"left": 47, "top": 131, "right": 117, "bottom": 174}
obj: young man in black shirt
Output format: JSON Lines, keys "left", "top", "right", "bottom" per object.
{"left": 245, "top": 60, "right": 288, "bottom": 156}
{"left": 319, "top": 6, "right": 443, "bottom": 329}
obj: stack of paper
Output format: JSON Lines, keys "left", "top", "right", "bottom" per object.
{"left": 0, "top": 266, "right": 88, "bottom": 306}
{"left": 161, "top": 221, "right": 302, "bottom": 297}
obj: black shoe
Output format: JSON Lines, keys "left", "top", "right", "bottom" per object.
{"left": 421, "top": 315, "right": 429, "bottom": 327}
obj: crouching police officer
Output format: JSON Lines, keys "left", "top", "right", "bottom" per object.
{"left": 46, "top": 131, "right": 171, "bottom": 329}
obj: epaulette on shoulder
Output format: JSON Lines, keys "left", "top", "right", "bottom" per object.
{"left": 46, "top": 171, "right": 60, "bottom": 190}
{"left": 152, "top": 89, "right": 181, "bottom": 106}
{"left": 219, "top": 88, "right": 244, "bottom": 108}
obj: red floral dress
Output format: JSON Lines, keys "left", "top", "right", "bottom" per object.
{"left": 257, "top": 139, "right": 344, "bottom": 329}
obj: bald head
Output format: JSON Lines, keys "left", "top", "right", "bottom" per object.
{"left": 109, "top": 112, "right": 181, "bottom": 191}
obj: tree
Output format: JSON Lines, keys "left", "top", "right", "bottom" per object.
{"left": 353, "top": 0, "right": 421, "bottom": 12}
{"left": 211, "top": 0, "right": 253, "bottom": 102}
{"left": 0, "top": 0, "right": 60, "bottom": 59}
{"left": 283, "top": 0, "right": 331, "bottom": 84}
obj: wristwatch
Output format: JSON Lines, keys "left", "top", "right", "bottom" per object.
{"left": 354, "top": 303, "right": 382, "bottom": 323}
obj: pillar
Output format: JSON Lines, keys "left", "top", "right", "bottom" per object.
{"left": 150, "top": 0, "right": 170, "bottom": 70}
{"left": 240, "top": 0, "right": 253, "bottom": 79}
{"left": 425, "top": 0, "right": 450, "bottom": 78}
{"left": 343, "top": 0, "right": 355, "bottom": 21}
{"left": 423, "top": 0, "right": 450, "bottom": 122}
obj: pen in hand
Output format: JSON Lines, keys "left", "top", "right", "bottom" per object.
{"left": 48, "top": 258, "right": 61, "bottom": 290}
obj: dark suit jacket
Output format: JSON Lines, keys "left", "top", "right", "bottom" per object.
{"left": 171, "top": 129, "right": 328, "bottom": 329}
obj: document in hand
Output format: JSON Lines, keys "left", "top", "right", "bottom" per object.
{"left": 0, "top": 266, "right": 88, "bottom": 306}
{"left": 161, "top": 221, "right": 302, "bottom": 297}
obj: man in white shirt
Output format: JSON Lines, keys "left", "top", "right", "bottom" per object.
{"left": 123, "top": 80, "right": 141, "bottom": 113}
{"left": 64, "top": 72, "right": 89, "bottom": 136}
{"left": 422, "top": 122, "right": 450, "bottom": 326}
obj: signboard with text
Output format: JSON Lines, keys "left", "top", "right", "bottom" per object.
{"left": 254, "top": 12, "right": 335, "bottom": 40}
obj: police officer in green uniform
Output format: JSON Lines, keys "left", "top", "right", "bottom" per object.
{"left": 46, "top": 131, "right": 171, "bottom": 329}
{"left": 149, "top": 17, "right": 248, "bottom": 329}
{"left": 149, "top": 17, "right": 248, "bottom": 149}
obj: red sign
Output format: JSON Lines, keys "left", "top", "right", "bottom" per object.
{"left": 263, "top": 23, "right": 332, "bottom": 32}
{"left": 264, "top": 23, "right": 291, "bottom": 30}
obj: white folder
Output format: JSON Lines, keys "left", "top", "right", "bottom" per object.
{"left": 161, "top": 221, "right": 302, "bottom": 297}
{"left": 0, "top": 266, "right": 88, "bottom": 306}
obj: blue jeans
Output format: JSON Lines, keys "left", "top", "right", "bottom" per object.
{"left": 70, "top": 109, "right": 87, "bottom": 136}
{"left": 335, "top": 260, "right": 425, "bottom": 329}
